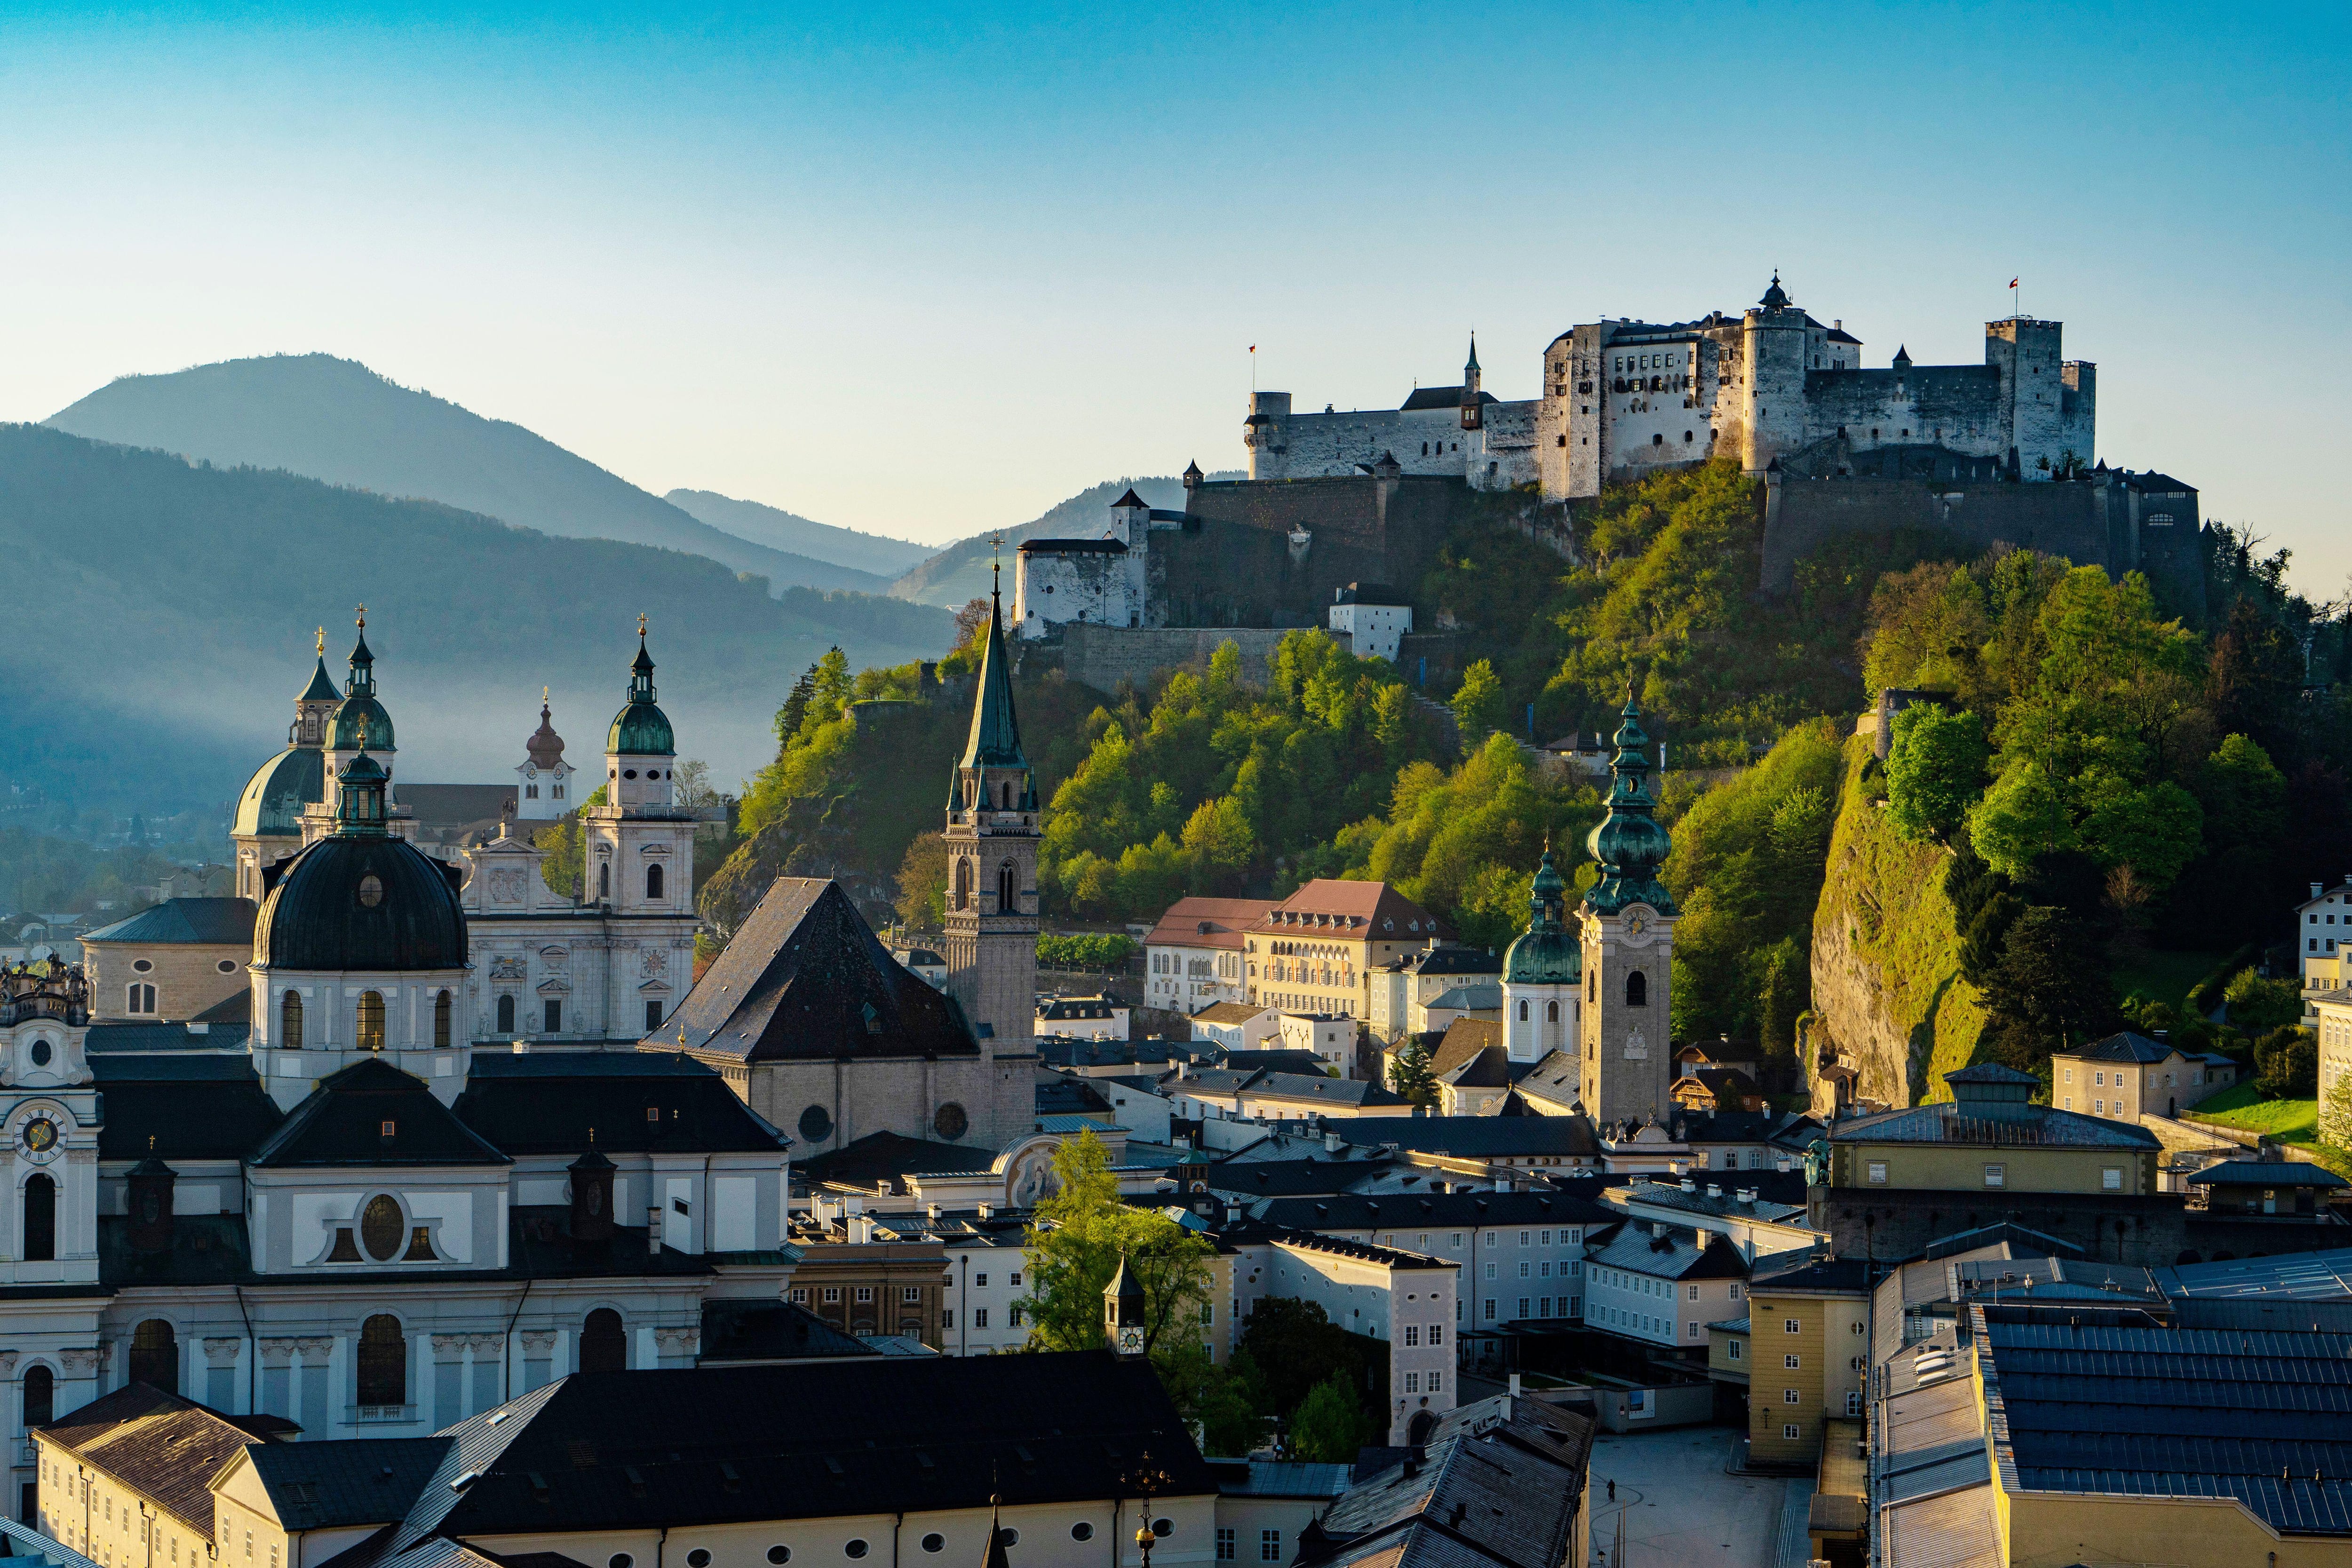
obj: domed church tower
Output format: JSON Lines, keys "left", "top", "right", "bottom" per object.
{"left": 587, "top": 621, "right": 699, "bottom": 1038}
{"left": 232, "top": 630, "right": 344, "bottom": 899}
{"left": 306, "top": 610, "right": 405, "bottom": 846}
{"left": 1501, "top": 839, "right": 1580, "bottom": 1065}
{"left": 515, "top": 689, "right": 575, "bottom": 822}
{"left": 251, "top": 726, "right": 472, "bottom": 1108}
{"left": 941, "top": 570, "right": 1038, "bottom": 1055}
{"left": 1578, "top": 691, "right": 1677, "bottom": 1125}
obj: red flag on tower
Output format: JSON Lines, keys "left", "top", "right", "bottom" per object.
{"left": 2009, "top": 278, "right": 2019, "bottom": 289}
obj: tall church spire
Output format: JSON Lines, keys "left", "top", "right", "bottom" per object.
{"left": 960, "top": 579, "right": 1028, "bottom": 774}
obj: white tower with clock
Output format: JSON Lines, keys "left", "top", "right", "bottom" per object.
{"left": 1579, "top": 693, "right": 1678, "bottom": 1127}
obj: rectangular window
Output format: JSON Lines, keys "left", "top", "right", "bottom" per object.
{"left": 1261, "top": 1532, "right": 1282, "bottom": 1563}
{"left": 1009, "top": 1305, "right": 1025, "bottom": 1326}
{"left": 1983, "top": 1164, "right": 2005, "bottom": 1189}
{"left": 1867, "top": 1160, "right": 1888, "bottom": 1184}
{"left": 1785, "top": 1318, "right": 1801, "bottom": 1334}
{"left": 1403, "top": 1371, "right": 1419, "bottom": 1393}
{"left": 1688, "top": 1322, "right": 1700, "bottom": 1338}
{"left": 1428, "top": 1370, "right": 1441, "bottom": 1392}
{"left": 976, "top": 1274, "right": 987, "bottom": 1288}
{"left": 1404, "top": 1326, "right": 1419, "bottom": 1346}
{"left": 1484, "top": 1299, "right": 1497, "bottom": 1321}
{"left": 1217, "top": 1531, "right": 1235, "bottom": 1562}
{"left": 1519, "top": 1231, "right": 1530, "bottom": 1246}
{"left": 1783, "top": 1388, "right": 1799, "bottom": 1404}
{"left": 823, "top": 1287, "right": 840, "bottom": 1303}
{"left": 1687, "top": 1284, "right": 1700, "bottom": 1301}
{"left": 1429, "top": 1323, "right": 1442, "bottom": 1346}
{"left": 1784, "top": 1354, "right": 1800, "bottom": 1369}
{"left": 1518, "top": 1298, "right": 1529, "bottom": 1318}
{"left": 1519, "top": 1261, "right": 1531, "bottom": 1278}
{"left": 1010, "top": 1272, "right": 1022, "bottom": 1287}
{"left": 1730, "top": 1284, "right": 1743, "bottom": 1300}
{"left": 940, "top": 1309, "right": 953, "bottom": 1328}
{"left": 645, "top": 999, "right": 664, "bottom": 1032}
{"left": 1783, "top": 1423, "right": 1800, "bottom": 1440}
{"left": 903, "top": 1286, "right": 921, "bottom": 1302}
{"left": 2102, "top": 1166, "right": 2123, "bottom": 1190}
{"left": 1484, "top": 1262, "right": 1497, "bottom": 1279}
{"left": 2094, "top": 1100, "right": 2105, "bottom": 1114}
{"left": 1729, "top": 1341, "right": 1742, "bottom": 1360}
{"left": 974, "top": 1308, "right": 989, "bottom": 1328}
{"left": 855, "top": 1286, "right": 874, "bottom": 1303}
{"left": 1483, "top": 1231, "right": 1497, "bottom": 1246}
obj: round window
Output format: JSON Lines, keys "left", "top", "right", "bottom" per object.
{"left": 1152, "top": 1520, "right": 1173, "bottom": 1539}
{"left": 359, "top": 1195, "right": 403, "bottom": 1261}
{"left": 687, "top": 1552, "right": 711, "bottom": 1568}
{"left": 217, "top": 959, "right": 236, "bottom": 974}
{"left": 932, "top": 1102, "right": 969, "bottom": 1141}
{"left": 920, "top": 1536, "right": 944, "bottom": 1555}
{"left": 1070, "top": 1525, "right": 1094, "bottom": 1543}
{"left": 29, "top": 1041, "right": 51, "bottom": 1067}
{"left": 844, "top": 1544, "right": 869, "bottom": 1561}
{"left": 611, "top": 1556, "right": 634, "bottom": 1568}
{"left": 624, "top": 769, "right": 639, "bottom": 780}
{"left": 798, "top": 1104, "right": 834, "bottom": 1142}
{"left": 996, "top": 1531, "right": 1017, "bottom": 1549}
{"left": 358, "top": 874, "right": 384, "bottom": 908}
{"left": 132, "top": 959, "right": 153, "bottom": 973}
{"left": 768, "top": 1551, "right": 791, "bottom": 1566}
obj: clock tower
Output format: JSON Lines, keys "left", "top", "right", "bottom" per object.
{"left": 1104, "top": 1252, "right": 1147, "bottom": 1359}
{"left": 1579, "top": 691, "right": 1677, "bottom": 1127}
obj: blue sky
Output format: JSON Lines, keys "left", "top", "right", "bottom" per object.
{"left": 5, "top": 2, "right": 2347, "bottom": 582}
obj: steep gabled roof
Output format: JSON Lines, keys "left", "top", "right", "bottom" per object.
{"left": 666, "top": 878, "right": 979, "bottom": 1063}
{"left": 250, "top": 1059, "right": 510, "bottom": 1169}
{"left": 40, "top": 1382, "right": 299, "bottom": 1533}
{"left": 238, "top": 1438, "right": 455, "bottom": 1530}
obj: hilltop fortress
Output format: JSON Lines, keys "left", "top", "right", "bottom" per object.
{"left": 1014, "top": 275, "right": 2205, "bottom": 670}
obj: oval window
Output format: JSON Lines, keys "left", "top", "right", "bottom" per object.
{"left": 132, "top": 959, "right": 153, "bottom": 974}
{"left": 844, "top": 1544, "right": 869, "bottom": 1561}
{"left": 360, "top": 1195, "right": 403, "bottom": 1261}
{"left": 768, "top": 1552, "right": 791, "bottom": 1566}
{"left": 29, "top": 1041, "right": 51, "bottom": 1067}
{"left": 217, "top": 959, "right": 237, "bottom": 974}
{"left": 1070, "top": 1525, "right": 1094, "bottom": 1543}
{"left": 1152, "top": 1520, "right": 1174, "bottom": 1539}
{"left": 920, "top": 1536, "right": 944, "bottom": 1555}
{"left": 358, "top": 874, "right": 384, "bottom": 908}
{"left": 687, "top": 1553, "right": 712, "bottom": 1568}
{"left": 624, "top": 769, "right": 638, "bottom": 780}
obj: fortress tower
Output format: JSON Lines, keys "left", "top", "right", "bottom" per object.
{"left": 1579, "top": 693, "right": 1677, "bottom": 1126}
{"left": 942, "top": 574, "right": 1039, "bottom": 1052}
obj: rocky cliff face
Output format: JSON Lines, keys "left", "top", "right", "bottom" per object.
{"left": 1808, "top": 736, "right": 1986, "bottom": 1108}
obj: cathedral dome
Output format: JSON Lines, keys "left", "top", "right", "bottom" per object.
{"left": 607, "top": 628, "right": 675, "bottom": 756}
{"left": 255, "top": 833, "right": 467, "bottom": 972}
{"left": 328, "top": 694, "right": 396, "bottom": 753}
{"left": 233, "top": 747, "right": 326, "bottom": 838}
{"left": 1503, "top": 843, "right": 1580, "bottom": 986}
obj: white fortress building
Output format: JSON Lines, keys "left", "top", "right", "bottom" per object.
{"left": 1241, "top": 278, "right": 2097, "bottom": 502}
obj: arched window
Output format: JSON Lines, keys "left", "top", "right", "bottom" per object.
{"left": 356, "top": 1315, "right": 405, "bottom": 1409}
{"left": 23, "top": 1174, "right": 56, "bottom": 1262}
{"left": 598, "top": 862, "right": 611, "bottom": 900}
{"left": 130, "top": 1320, "right": 177, "bottom": 1394}
{"left": 1000, "top": 781, "right": 1014, "bottom": 810}
{"left": 433, "top": 991, "right": 452, "bottom": 1049}
{"left": 281, "top": 990, "right": 303, "bottom": 1050}
{"left": 127, "top": 983, "right": 156, "bottom": 1014}
{"left": 496, "top": 994, "right": 516, "bottom": 1033}
{"left": 1625, "top": 970, "right": 1647, "bottom": 1007}
{"left": 954, "top": 860, "right": 973, "bottom": 912}
{"left": 997, "top": 862, "right": 1017, "bottom": 912}
{"left": 1546, "top": 1000, "right": 1559, "bottom": 1024}
{"left": 357, "top": 991, "right": 385, "bottom": 1052}
{"left": 645, "top": 863, "right": 664, "bottom": 901}
{"left": 22, "top": 1364, "right": 52, "bottom": 1429}
{"left": 580, "top": 1308, "right": 627, "bottom": 1373}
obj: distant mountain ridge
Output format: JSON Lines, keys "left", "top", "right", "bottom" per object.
{"left": 665, "top": 488, "right": 931, "bottom": 578}
{"left": 45, "top": 355, "right": 894, "bottom": 596}
{"left": 0, "top": 424, "right": 951, "bottom": 813}
{"left": 888, "top": 472, "right": 1244, "bottom": 607}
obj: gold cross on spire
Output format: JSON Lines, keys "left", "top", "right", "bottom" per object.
{"left": 991, "top": 532, "right": 1005, "bottom": 601}
{"left": 316, "top": 626, "right": 326, "bottom": 656}
{"left": 355, "top": 604, "right": 366, "bottom": 631}
{"left": 638, "top": 612, "right": 649, "bottom": 639}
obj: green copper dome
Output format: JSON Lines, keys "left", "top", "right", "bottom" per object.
{"left": 607, "top": 628, "right": 676, "bottom": 756}
{"left": 1503, "top": 841, "right": 1581, "bottom": 985}
{"left": 234, "top": 747, "right": 326, "bottom": 838}
{"left": 328, "top": 695, "right": 395, "bottom": 752}
{"left": 1582, "top": 693, "right": 1677, "bottom": 916}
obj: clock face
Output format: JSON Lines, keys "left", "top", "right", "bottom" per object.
{"left": 21, "top": 1117, "right": 59, "bottom": 1161}
{"left": 1624, "top": 911, "right": 1648, "bottom": 935}
{"left": 1117, "top": 1326, "right": 1145, "bottom": 1354}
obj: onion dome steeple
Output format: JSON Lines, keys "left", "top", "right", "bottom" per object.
{"left": 1760, "top": 271, "right": 1790, "bottom": 309}
{"left": 1582, "top": 689, "right": 1676, "bottom": 916}
{"left": 1503, "top": 837, "right": 1581, "bottom": 984}
{"left": 607, "top": 616, "right": 676, "bottom": 756}
{"left": 328, "top": 607, "right": 396, "bottom": 753}
{"left": 526, "top": 689, "right": 566, "bottom": 769}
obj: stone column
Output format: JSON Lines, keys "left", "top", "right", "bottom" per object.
{"left": 652, "top": 1326, "right": 699, "bottom": 1369}
{"left": 518, "top": 1330, "right": 556, "bottom": 1394}
{"left": 295, "top": 1338, "right": 333, "bottom": 1434}
{"left": 257, "top": 1340, "right": 298, "bottom": 1421}
{"left": 430, "top": 1335, "right": 467, "bottom": 1425}
{"left": 467, "top": 1335, "right": 504, "bottom": 1413}
{"left": 202, "top": 1339, "right": 243, "bottom": 1411}
{"left": 55, "top": 1347, "right": 102, "bottom": 1422}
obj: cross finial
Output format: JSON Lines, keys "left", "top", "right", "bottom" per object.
{"left": 638, "top": 612, "right": 649, "bottom": 640}
{"left": 355, "top": 604, "right": 366, "bottom": 631}
{"left": 542, "top": 684, "right": 550, "bottom": 704}
{"left": 316, "top": 626, "right": 326, "bottom": 656}
{"left": 991, "top": 532, "right": 1005, "bottom": 602}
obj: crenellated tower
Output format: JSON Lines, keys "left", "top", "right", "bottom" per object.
{"left": 942, "top": 569, "right": 1038, "bottom": 1054}
{"left": 1579, "top": 690, "right": 1677, "bottom": 1126}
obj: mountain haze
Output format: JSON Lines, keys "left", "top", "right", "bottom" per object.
{"left": 46, "top": 355, "right": 890, "bottom": 595}
{"left": 889, "top": 472, "right": 1242, "bottom": 607}
{"left": 0, "top": 424, "right": 952, "bottom": 814}
{"left": 665, "top": 489, "right": 931, "bottom": 579}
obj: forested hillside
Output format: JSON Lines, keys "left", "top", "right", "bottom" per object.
{"left": 0, "top": 425, "right": 953, "bottom": 816}
{"left": 46, "top": 354, "right": 897, "bottom": 595}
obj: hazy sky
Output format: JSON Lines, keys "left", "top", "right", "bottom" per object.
{"left": 7, "top": 3, "right": 2348, "bottom": 583}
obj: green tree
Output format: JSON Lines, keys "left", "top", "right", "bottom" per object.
{"left": 1286, "top": 1374, "right": 1369, "bottom": 1463}
{"left": 1388, "top": 1042, "right": 1438, "bottom": 1109}
{"left": 2222, "top": 969, "right": 2302, "bottom": 1036}
{"left": 1885, "top": 705, "right": 1988, "bottom": 844}
{"left": 1234, "top": 1299, "right": 1366, "bottom": 1422}
{"left": 2320, "top": 1063, "right": 2352, "bottom": 1148}
{"left": 776, "top": 665, "right": 818, "bottom": 746}
{"left": 894, "top": 831, "right": 948, "bottom": 930}
{"left": 1451, "top": 659, "right": 1505, "bottom": 739}
{"left": 2252, "top": 1026, "right": 2318, "bottom": 1099}
{"left": 1978, "top": 906, "right": 2114, "bottom": 1060}
{"left": 1968, "top": 764, "right": 2078, "bottom": 881}
{"left": 1019, "top": 1133, "right": 1213, "bottom": 1372}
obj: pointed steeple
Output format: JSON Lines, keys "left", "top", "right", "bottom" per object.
{"left": 345, "top": 607, "right": 377, "bottom": 698}
{"left": 959, "top": 590, "right": 1028, "bottom": 773}
{"left": 1466, "top": 333, "right": 1481, "bottom": 374}
{"left": 1892, "top": 344, "right": 1912, "bottom": 369}
{"left": 300, "top": 626, "right": 341, "bottom": 704}
{"left": 980, "top": 1496, "right": 1012, "bottom": 1568}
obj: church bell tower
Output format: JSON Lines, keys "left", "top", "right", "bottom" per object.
{"left": 942, "top": 561, "right": 1039, "bottom": 1058}
{"left": 1579, "top": 690, "right": 1677, "bottom": 1126}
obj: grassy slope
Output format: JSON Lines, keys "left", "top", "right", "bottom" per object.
{"left": 1816, "top": 735, "right": 1988, "bottom": 1102}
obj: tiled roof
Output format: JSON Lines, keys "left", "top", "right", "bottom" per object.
{"left": 2063, "top": 1031, "right": 2183, "bottom": 1064}
{"left": 1336, "top": 1115, "right": 1598, "bottom": 1158}
{"left": 1584, "top": 1222, "right": 1748, "bottom": 1282}
{"left": 1273, "top": 1228, "right": 1458, "bottom": 1270}
{"left": 2186, "top": 1159, "right": 2347, "bottom": 1188}
{"left": 1144, "top": 899, "right": 1279, "bottom": 950}
{"left": 91, "top": 1062, "right": 283, "bottom": 1160}
{"left": 800, "top": 1130, "right": 999, "bottom": 1188}
{"left": 1192, "top": 1000, "right": 1274, "bottom": 1024}
{"left": 699, "top": 1299, "right": 883, "bottom": 1362}
{"left": 1251, "top": 880, "right": 1443, "bottom": 941}
{"left": 1430, "top": 1019, "right": 1503, "bottom": 1077}
{"left": 1301, "top": 1396, "right": 1592, "bottom": 1568}
{"left": 40, "top": 1382, "right": 299, "bottom": 1532}
{"left": 1245, "top": 1073, "right": 1406, "bottom": 1109}
{"left": 1257, "top": 1190, "right": 1614, "bottom": 1231}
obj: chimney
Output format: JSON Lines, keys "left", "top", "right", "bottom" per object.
{"left": 646, "top": 1205, "right": 663, "bottom": 1253}
{"left": 2313, "top": 882, "right": 2325, "bottom": 900}
{"left": 1777, "top": 1155, "right": 1793, "bottom": 1173}
{"left": 1681, "top": 1177, "right": 1696, "bottom": 1193}
{"left": 1325, "top": 1131, "right": 1344, "bottom": 1154}
{"left": 1651, "top": 1221, "right": 1668, "bottom": 1240}
{"left": 977, "top": 1202, "right": 994, "bottom": 1219}
{"left": 1495, "top": 1176, "right": 1513, "bottom": 1193}
{"left": 852, "top": 1215, "right": 877, "bottom": 1244}
{"left": 1509, "top": 1372, "right": 1522, "bottom": 1397}
{"left": 1706, "top": 1184, "right": 1722, "bottom": 1199}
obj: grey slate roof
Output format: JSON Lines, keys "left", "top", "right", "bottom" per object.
{"left": 2186, "top": 1159, "right": 2348, "bottom": 1189}
{"left": 82, "top": 897, "right": 256, "bottom": 946}
{"left": 1335, "top": 1115, "right": 1599, "bottom": 1159}
{"left": 251, "top": 1059, "right": 510, "bottom": 1169}
{"left": 455, "top": 1051, "right": 790, "bottom": 1156}
{"left": 2066, "top": 1031, "right": 2184, "bottom": 1064}
{"left": 240, "top": 1438, "right": 455, "bottom": 1529}
{"left": 1832, "top": 1101, "right": 2159, "bottom": 1149}
{"left": 1257, "top": 1190, "right": 1614, "bottom": 1231}
{"left": 1300, "top": 1395, "right": 1593, "bottom": 1568}
{"left": 1584, "top": 1222, "right": 1748, "bottom": 1282}
{"left": 666, "top": 878, "right": 979, "bottom": 1063}
{"left": 40, "top": 1381, "right": 300, "bottom": 1532}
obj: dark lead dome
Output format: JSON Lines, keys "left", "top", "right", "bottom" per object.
{"left": 255, "top": 835, "right": 468, "bottom": 972}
